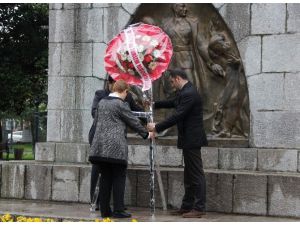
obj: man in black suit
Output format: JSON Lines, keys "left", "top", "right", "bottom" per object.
{"left": 90, "top": 76, "right": 144, "bottom": 212}
{"left": 147, "top": 69, "right": 208, "bottom": 218}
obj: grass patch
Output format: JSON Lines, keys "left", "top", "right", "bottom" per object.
{"left": 1, "top": 143, "right": 34, "bottom": 160}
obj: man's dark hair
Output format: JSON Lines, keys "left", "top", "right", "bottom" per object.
{"left": 168, "top": 69, "right": 188, "bottom": 80}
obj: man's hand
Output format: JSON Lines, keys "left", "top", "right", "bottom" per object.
{"left": 142, "top": 99, "right": 151, "bottom": 109}
{"left": 211, "top": 63, "right": 225, "bottom": 77}
{"left": 147, "top": 123, "right": 156, "bottom": 132}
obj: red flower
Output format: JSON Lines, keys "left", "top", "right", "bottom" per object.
{"left": 121, "top": 61, "right": 128, "bottom": 69}
{"left": 144, "top": 54, "right": 153, "bottom": 63}
{"left": 128, "top": 62, "right": 134, "bottom": 69}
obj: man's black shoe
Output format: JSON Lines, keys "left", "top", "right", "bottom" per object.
{"left": 112, "top": 211, "right": 132, "bottom": 218}
{"left": 101, "top": 212, "right": 112, "bottom": 218}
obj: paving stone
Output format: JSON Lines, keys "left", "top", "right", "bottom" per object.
{"left": 61, "top": 110, "right": 86, "bottom": 143}
{"left": 251, "top": 4, "right": 285, "bottom": 34}
{"left": 167, "top": 171, "right": 184, "bottom": 209}
{"left": 221, "top": 3, "right": 251, "bottom": 42}
{"left": 56, "top": 143, "right": 88, "bottom": 163}
{"left": 52, "top": 166, "right": 79, "bottom": 202}
{"left": 79, "top": 4, "right": 92, "bottom": 9}
{"left": 63, "top": 3, "right": 80, "bottom": 9}
{"left": 93, "top": 43, "right": 108, "bottom": 78}
{"left": 284, "top": 72, "right": 300, "bottom": 110}
{"left": 237, "top": 36, "right": 261, "bottom": 76}
{"left": 25, "top": 165, "right": 52, "bottom": 200}
{"left": 287, "top": 4, "right": 300, "bottom": 33}
{"left": 48, "top": 43, "right": 61, "bottom": 76}
{"left": 262, "top": 34, "right": 300, "bottom": 73}
{"left": 103, "top": 7, "right": 130, "bottom": 43}
{"left": 50, "top": 3, "right": 63, "bottom": 10}
{"left": 75, "top": 77, "right": 104, "bottom": 110}
{"left": 1, "top": 164, "right": 25, "bottom": 199}
{"left": 233, "top": 174, "right": 267, "bottom": 215}
{"left": 268, "top": 175, "right": 300, "bottom": 217}
{"left": 93, "top": 3, "right": 122, "bottom": 8}
{"left": 136, "top": 170, "right": 168, "bottom": 208}
{"left": 128, "top": 145, "right": 182, "bottom": 167}
{"left": 60, "top": 110, "right": 91, "bottom": 144}
{"left": 79, "top": 166, "right": 91, "bottom": 203}
{"left": 298, "top": 151, "right": 300, "bottom": 172}
{"left": 258, "top": 149, "right": 298, "bottom": 172}
{"left": 213, "top": 3, "right": 225, "bottom": 10}
{"left": 76, "top": 8, "right": 104, "bottom": 43}
{"left": 219, "top": 148, "right": 257, "bottom": 170}
{"left": 49, "top": 9, "right": 75, "bottom": 43}
{"left": 247, "top": 73, "right": 284, "bottom": 111}
{"left": 61, "top": 43, "right": 92, "bottom": 76}
{"left": 122, "top": 3, "right": 139, "bottom": 15}
{"left": 206, "top": 172, "right": 233, "bottom": 213}
{"left": 47, "top": 76, "right": 76, "bottom": 110}
{"left": 35, "top": 142, "right": 56, "bottom": 162}
{"left": 125, "top": 170, "right": 137, "bottom": 206}
{"left": 251, "top": 111, "right": 300, "bottom": 149}
{"left": 156, "top": 146, "right": 182, "bottom": 167}
{"left": 128, "top": 145, "right": 149, "bottom": 166}
{"left": 46, "top": 110, "right": 61, "bottom": 142}
{"left": 202, "top": 147, "right": 218, "bottom": 169}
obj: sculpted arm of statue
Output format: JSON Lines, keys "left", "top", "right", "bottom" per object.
{"left": 196, "top": 32, "right": 225, "bottom": 77}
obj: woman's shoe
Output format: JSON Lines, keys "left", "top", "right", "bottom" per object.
{"left": 112, "top": 211, "right": 132, "bottom": 218}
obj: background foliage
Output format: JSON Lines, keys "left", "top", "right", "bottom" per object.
{"left": 0, "top": 3, "right": 48, "bottom": 117}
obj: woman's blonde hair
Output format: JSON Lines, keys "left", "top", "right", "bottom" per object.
{"left": 112, "top": 79, "right": 129, "bottom": 93}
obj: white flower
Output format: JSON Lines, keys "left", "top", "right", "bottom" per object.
{"left": 135, "top": 34, "right": 142, "bottom": 39}
{"left": 149, "top": 62, "right": 157, "bottom": 70}
{"left": 128, "top": 69, "right": 135, "bottom": 75}
{"left": 152, "top": 49, "right": 161, "bottom": 58}
{"left": 138, "top": 53, "right": 144, "bottom": 61}
{"left": 120, "top": 53, "right": 128, "bottom": 61}
{"left": 142, "top": 35, "right": 151, "bottom": 42}
{"left": 150, "top": 39, "right": 158, "bottom": 47}
{"left": 137, "top": 45, "right": 145, "bottom": 52}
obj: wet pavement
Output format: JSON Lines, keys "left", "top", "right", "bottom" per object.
{"left": 0, "top": 199, "right": 299, "bottom": 222}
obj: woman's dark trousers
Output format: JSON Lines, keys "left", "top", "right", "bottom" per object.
{"left": 97, "top": 162, "right": 127, "bottom": 217}
{"left": 181, "top": 148, "right": 206, "bottom": 212}
{"left": 90, "top": 164, "right": 101, "bottom": 207}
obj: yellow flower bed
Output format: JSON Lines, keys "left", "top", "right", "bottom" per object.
{"left": 1, "top": 214, "right": 138, "bottom": 222}
{"left": 0, "top": 213, "right": 55, "bottom": 222}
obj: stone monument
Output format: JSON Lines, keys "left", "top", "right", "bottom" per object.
{"left": 1, "top": 3, "right": 299, "bottom": 218}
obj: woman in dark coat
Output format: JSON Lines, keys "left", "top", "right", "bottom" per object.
{"left": 89, "top": 79, "right": 152, "bottom": 218}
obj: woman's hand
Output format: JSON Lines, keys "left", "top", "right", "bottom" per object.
{"left": 148, "top": 132, "right": 156, "bottom": 139}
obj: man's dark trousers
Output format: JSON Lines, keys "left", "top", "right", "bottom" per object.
{"left": 181, "top": 148, "right": 206, "bottom": 212}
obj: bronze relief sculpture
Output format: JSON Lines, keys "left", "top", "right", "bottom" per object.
{"left": 129, "top": 3, "right": 250, "bottom": 139}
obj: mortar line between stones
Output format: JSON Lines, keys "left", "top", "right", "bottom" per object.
{"left": 249, "top": 3, "right": 252, "bottom": 35}
{"left": 91, "top": 41, "right": 94, "bottom": 77}
{"left": 23, "top": 164, "right": 27, "bottom": 199}
{"left": 266, "top": 175, "right": 269, "bottom": 216}
{"left": 285, "top": 3, "right": 288, "bottom": 33}
{"left": 283, "top": 72, "right": 286, "bottom": 110}
{"left": 297, "top": 150, "right": 300, "bottom": 172}
{"left": 232, "top": 174, "right": 235, "bottom": 213}
{"left": 50, "top": 165, "right": 53, "bottom": 201}
{"left": 260, "top": 35, "right": 263, "bottom": 73}
{"left": 78, "top": 167, "right": 81, "bottom": 202}
{"left": 256, "top": 148, "right": 259, "bottom": 171}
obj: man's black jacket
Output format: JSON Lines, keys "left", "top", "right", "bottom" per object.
{"left": 155, "top": 82, "right": 208, "bottom": 149}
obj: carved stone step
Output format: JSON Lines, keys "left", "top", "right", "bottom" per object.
{"left": 36, "top": 142, "right": 300, "bottom": 173}
{"left": 1, "top": 161, "right": 300, "bottom": 218}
